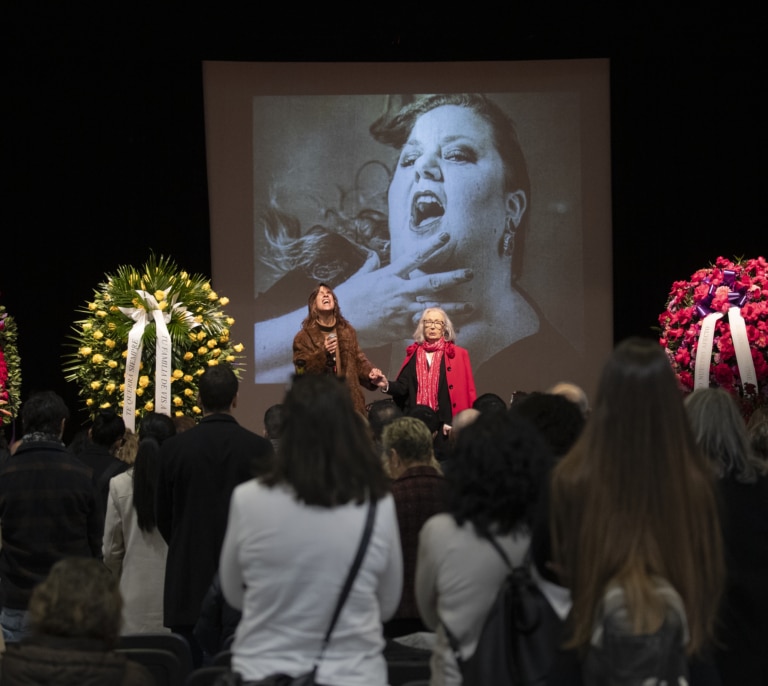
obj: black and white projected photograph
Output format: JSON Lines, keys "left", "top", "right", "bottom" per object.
{"left": 203, "top": 60, "right": 612, "bottom": 423}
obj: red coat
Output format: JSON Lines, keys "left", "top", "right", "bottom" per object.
{"left": 389, "top": 342, "right": 477, "bottom": 424}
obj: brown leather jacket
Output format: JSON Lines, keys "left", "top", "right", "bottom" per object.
{"left": 292, "top": 319, "right": 376, "bottom": 415}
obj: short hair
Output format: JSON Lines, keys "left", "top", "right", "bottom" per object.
{"left": 408, "top": 404, "right": 442, "bottom": 434}
{"left": 509, "top": 391, "right": 585, "bottom": 458}
{"left": 28, "top": 557, "right": 123, "bottom": 648}
{"left": 198, "top": 364, "right": 239, "bottom": 413}
{"left": 172, "top": 415, "right": 197, "bottom": 433}
{"left": 264, "top": 404, "right": 285, "bottom": 439}
{"left": 451, "top": 408, "right": 480, "bottom": 437}
{"left": 367, "top": 399, "right": 403, "bottom": 441}
{"left": 90, "top": 408, "right": 126, "bottom": 448}
{"left": 472, "top": 392, "right": 507, "bottom": 415}
{"left": 21, "top": 391, "right": 70, "bottom": 436}
{"left": 382, "top": 416, "right": 435, "bottom": 466}
{"left": 684, "top": 387, "right": 761, "bottom": 483}
{"left": 264, "top": 374, "right": 389, "bottom": 507}
{"left": 412, "top": 307, "right": 457, "bottom": 344}
{"left": 447, "top": 411, "right": 549, "bottom": 537}
{"left": 547, "top": 381, "right": 590, "bottom": 418}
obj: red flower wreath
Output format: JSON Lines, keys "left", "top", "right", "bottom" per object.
{"left": 658, "top": 256, "right": 768, "bottom": 420}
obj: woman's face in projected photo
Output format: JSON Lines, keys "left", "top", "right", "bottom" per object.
{"left": 387, "top": 104, "right": 520, "bottom": 278}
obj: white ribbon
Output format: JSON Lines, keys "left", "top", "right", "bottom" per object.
{"left": 694, "top": 306, "right": 758, "bottom": 394}
{"left": 118, "top": 289, "right": 197, "bottom": 431}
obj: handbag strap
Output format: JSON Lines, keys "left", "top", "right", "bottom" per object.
{"left": 313, "top": 498, "right": 377, "bottom": 666}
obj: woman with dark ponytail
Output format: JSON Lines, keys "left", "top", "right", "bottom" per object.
{"left": 103, "top": 412, "right": 176, "bottom": 634}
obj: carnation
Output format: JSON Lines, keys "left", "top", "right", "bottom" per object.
{"left": 658, "top": 256, "right": 768, "bottom": 421}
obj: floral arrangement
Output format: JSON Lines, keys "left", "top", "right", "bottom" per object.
{"left": 63, "top": 255, "right": 245, "bottom": 425}
{"left": 0, "top": 301, "right": 22, "bottom": 427}
{"left": 658, "top": 255, "right": 768, "bottom": 419}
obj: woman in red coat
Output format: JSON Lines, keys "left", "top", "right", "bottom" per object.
{"left": 376, "top": 307, "right": 477, "bottom": 437}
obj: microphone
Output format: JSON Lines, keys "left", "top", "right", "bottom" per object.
{"left": 327, "top": 333, "right": 337, "bottom": 363}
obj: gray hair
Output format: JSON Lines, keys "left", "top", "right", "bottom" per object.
{"left": 413, "top": 307, "right": 456, "bottom": 343}
{"left": 684, "top": 387, "right": 761, "bottom": 483}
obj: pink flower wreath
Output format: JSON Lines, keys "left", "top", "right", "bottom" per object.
{"left": 658, "top": 256, "right": 768, "bottom": 420}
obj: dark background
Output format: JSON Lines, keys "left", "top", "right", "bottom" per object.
{"left": 3, "top": 5, "right": 765, "bottom": 440}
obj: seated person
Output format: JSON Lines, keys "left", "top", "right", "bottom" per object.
{"left": 1, "top": 557, "right": 153, "bottom": 685}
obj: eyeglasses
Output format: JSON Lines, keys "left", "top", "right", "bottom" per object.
{"left": 423, "top": 319, "right": 445, "bottom": 328}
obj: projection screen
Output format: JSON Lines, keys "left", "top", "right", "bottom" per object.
{"left": 203, "top": 59, "right": 612, "bottom": 434}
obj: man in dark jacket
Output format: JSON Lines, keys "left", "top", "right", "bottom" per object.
{"left": 156, "top": 364, "right": 273, "bottom": 667}
{"left": 0, "top": 391, "right": 103, "bottom": 642}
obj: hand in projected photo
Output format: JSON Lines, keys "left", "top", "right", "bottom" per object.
{"left": 333, "top": 231, "right": 475, "bottom": 350}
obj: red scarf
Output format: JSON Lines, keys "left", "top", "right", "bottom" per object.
{"left": 415, "top": 338, "right": 447, "bottom": 411}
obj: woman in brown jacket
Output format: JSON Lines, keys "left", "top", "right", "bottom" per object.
{"left": 292, "top": 282, "right": 385, "bottom": 415}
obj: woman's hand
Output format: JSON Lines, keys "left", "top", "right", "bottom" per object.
{"left": 369, "top": 368, "right": 388, "bottom": 388}
{"left": 334, "top": 232, "right": 475, "bottom": 348}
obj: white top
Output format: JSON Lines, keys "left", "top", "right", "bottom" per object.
{"left": 219, "top": 480, "right": 403, "bottom": 685}
{"left": 102, "top": 469, "right": 170, "bottom": 634}
{"left": 415, "top": 513, "right": 531, "bottom": 686}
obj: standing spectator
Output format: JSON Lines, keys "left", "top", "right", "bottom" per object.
{"left": 156, "top": 365, "right": 274, "bottom": 666}
{"left": 263, "top": 403, "right": 285, "bottom": 454}
{"left": 77, "top": 408, "right": 130, "bottom": 511}
{"left": 382, "top": 416, "right": 447, "bottom": 641}
{"left": 219, "top": 373, "right": 402, "bottom": 685}
{"left": 367, "top": 398, "right": 403, "bottom": 457}
{"left": 685, "top": 387, "right": 768, "bottom": 685}
{"left": 103, "top": 412, "right": 176, "bottom": 634}
{"left": 0, "top": 391, "right": 103, "bottom": 642}
{"left": 548, "top": 338, "right": 724, "bottom": 684}
{"left": 415, "top": 411, "right": 548, "bottom": 685}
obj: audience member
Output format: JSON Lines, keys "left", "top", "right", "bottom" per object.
{"left": 408, "top": 404, "right": 450, "bottom": 464}
{"left": 172, "top": 414, "right": 197, "bottom": 434}
{"left": 103, "top": 412, "right": 176, "bottom": 634}
{"left": 367, "top": 398, "right": 403, "bottom": 456}
{"left": 194, "top": 570, "right": 241, "bottom": 661}
{"left": 381, "top": 417, "right": 447, "bottom": 641}
{"left": 684, "top": 387, "right": 768, "bottom": 685}
{"left": 0, "top": 391, "right": 103, "bottom": 643}
{"left": 1, "top": 557, "right": 153, "bottom": 685}
{"left": 115, "top": 428, "right": 138, "bottom": 467}
{"left": 546, "top": 338, "right": 724, "bottom": 684}
{"left": 746, "top": 406, "right": 768, "bottom": 465}
{"left": 219, "top": 374, "right": 402, "bottom": 685}
{"left": 509, "top": 391, "right": 585, "bottom": 462}
{"left": 415, "top": 411, "right": 549, "bottom": 686}
{"left": 263, "top": 402, "right": 285, "bottom": 453}
{"left": 77, "top": 408, "right": 130, "bottom": 507}
{"left": 511, "top": 391, "right": 586, "bottom": 610}
{"left": 156, "top": 364, "right": 274, "bottom": 667}
{"left": 547, "top": 381, "right": 590, "bottom": 419}
{"left": 471, "top": 392, "right": 507, "bottom": 415}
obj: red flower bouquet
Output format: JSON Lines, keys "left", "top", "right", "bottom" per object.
{"left": 0, "top": 301, "right": 22, "bottom": 426}
{"left": 658, "top": 256, "right": 768, "bottom": 420}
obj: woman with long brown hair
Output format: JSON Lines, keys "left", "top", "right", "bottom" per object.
{"left": 548, "top": 337, "right": 725, "bottom": 684}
